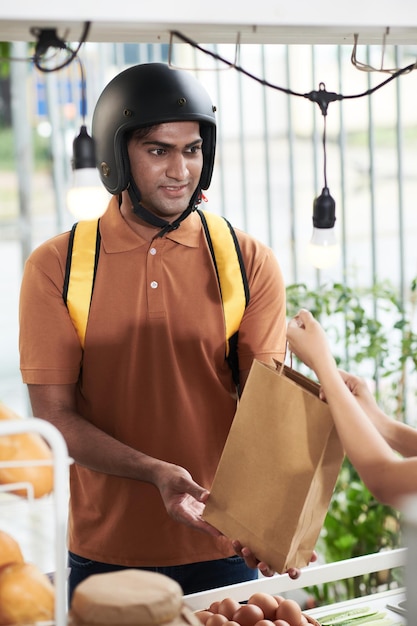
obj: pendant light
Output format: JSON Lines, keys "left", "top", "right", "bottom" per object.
{"left": 307, "top": 84, "right": 340, "bottom": 269}
{"left": 66, "top": 58, "right": 109, "bottom": 220}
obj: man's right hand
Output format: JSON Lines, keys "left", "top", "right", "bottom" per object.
{"left": 154, "top": 462, "right": 222, "bottom": 537}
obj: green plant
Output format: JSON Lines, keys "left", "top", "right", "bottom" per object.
{"left": 0, "top": 126, "right": 52, "bottom": 170}
{"left": 0, "top": 42, "right": 10, "bottom": 78}
{"left": 286, "top": 278, "right": 412, "bottom": 604}
{"left": 307, "top": 460, "right": 403, "bottom": 604}
{"left": 286, "top": 279, "right": 417, "bottom": 423}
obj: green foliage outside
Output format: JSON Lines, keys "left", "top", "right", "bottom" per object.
{"left": 310, "top": 460, "right": 402, "bottom": 604}
{"left": 286, "top": 278, "right": 417, "bottom": 603}
{"left": 0, "top": 126, "right": 51, "bottom": 170}
{"left": 0, "top": 42, "right": 10, "bottom": 78}
{"left": 286, "top": 278, "right": 417, "bottom": 421}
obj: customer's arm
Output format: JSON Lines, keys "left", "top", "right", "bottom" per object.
{"left": 287, "top": 309, "right": 417, "bottom": 506}
{"left": 28, "top": 383, "right": 221, "bottom": 537}
{"left": 335, "top": 369, "right": 417, "bottom": 458}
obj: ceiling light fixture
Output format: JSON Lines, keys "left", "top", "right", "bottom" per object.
{"left": 306, "top": 83, "right": 340, "bottom": 269}
{"left": 66, "top": 58, "right": 109, "bottom": 220}
{"left": 29, "top": 25, "right": 108, "bottom": 220}
{"left": 171, "top": 31, "right": 417, "bottom": 268}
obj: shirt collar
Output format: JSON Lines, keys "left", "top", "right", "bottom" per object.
{"left": 100, "top": 196, "right": 202, "bottom": 253}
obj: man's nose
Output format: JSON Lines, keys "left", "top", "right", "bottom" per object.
{"left": 167, "top": 153, "right": 188, "bottom": 179}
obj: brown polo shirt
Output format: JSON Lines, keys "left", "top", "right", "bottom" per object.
{"left": 19, "top": 197, "right": 286, "bottom": 566}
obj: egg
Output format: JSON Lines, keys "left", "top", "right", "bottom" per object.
{"left": 206, "top": 614, "right": 229, "bottom": 626}
{"left": 209, "top": 601, "right": 221, "bottom": 614}
{"left": 275, "top": 599, "right": 302, "bottom": 626}
{"left": 274, "top": 621, "right": 291, "bottom": 626}
{"left": 195, "top": 610, "right": 214, "bottom": 624}
{"left": 248, "top": 593, "right": 278, "bottom": 620}
{"left": 218, "top": 597, "right": 241, "bottom": 619}
{"left": 233, "top": 604, "right": 264, "bottom": 626}
{"left": 254, "top": 620, "right": 276, "bottom": 626}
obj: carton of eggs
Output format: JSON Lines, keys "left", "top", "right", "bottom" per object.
{"left": 195, "top": 592, "right": 319, "bottom": 626}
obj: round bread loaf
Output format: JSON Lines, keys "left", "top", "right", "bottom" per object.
{"left": 0, "top": 561, "right": 55, "bottom": 625}
{"left": 70, "top": 569, "right": 201, "bottom": 626}
{"left": 0, "top": 530, "right": 24, "bottom": 568}
{"left": 0, "top": 402, "right": 53, "bottom": 498}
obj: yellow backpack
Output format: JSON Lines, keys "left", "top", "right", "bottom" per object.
{"left": 63, "top": 210, "right": 249, "bottom": 388}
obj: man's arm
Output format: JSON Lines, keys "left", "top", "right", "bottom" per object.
{"left": 28, "top": 383, "right": 220, "bottom": 537}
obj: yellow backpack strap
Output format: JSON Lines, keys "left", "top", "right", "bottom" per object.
{"left": 62, "top": 211, "right": 249, "bottom": 387}
{"left": 63, "top": 219, "right": 101, "bottom": 349}
{"left": 197, "top": 210, "right": 250, "bottom": 386}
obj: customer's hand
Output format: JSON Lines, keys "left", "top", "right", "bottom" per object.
{"left": 336, "top": 369, "right": 377, "bottom": 406}
{"left": 287, "top": 309, "right": 333, "bottom": 372}
{"left": 154, "top": 462, "right": 222, "bottom": 537}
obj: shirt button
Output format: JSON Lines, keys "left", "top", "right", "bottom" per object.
{"left": 150, "top": 247, "right": 157, "bottom": 255}
{"left": 150, "top": 281, "right": 158, "bottom": 289}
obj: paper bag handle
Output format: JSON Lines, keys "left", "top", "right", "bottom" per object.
{"left": 277, "top": 342, "right": 293, "bottom": 374}
{"left": 273, "top": 348, "right": 322, "bottom": 399}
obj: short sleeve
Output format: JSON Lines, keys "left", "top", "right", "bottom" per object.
{"left": 236, "top": 235, "right": 287, "bottom": 371}
{"left": 19, "top": 238, "right": 83, "bottom": 384}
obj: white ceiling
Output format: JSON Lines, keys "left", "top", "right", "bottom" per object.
{"left": 1, "top": 0, "right": 417, "bottom": 45}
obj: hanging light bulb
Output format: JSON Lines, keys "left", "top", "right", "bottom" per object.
{"left": 66, "top": 125, "right": 109, "bottom": 220}
{"left": 66, "top": 58, "right": 109, "bottom": 220}
{"left": 307, "top": 186, "right": 340, "bottom": 269}
{"left": 307, "top": 86, "right": 340, "bottom": 269}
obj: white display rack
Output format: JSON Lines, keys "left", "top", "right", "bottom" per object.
{"left": 0, "top": 418, "right": 70, "bottom": 626}
{"left": 184, "top": 547, "right": 407, "bottom": 611}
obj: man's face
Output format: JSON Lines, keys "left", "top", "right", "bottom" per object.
{"left": 127, "top": 121, "right": 204, "bottom": 221}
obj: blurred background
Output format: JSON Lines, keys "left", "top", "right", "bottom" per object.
{"left": 0, "top": 35, "right": 415, "bottom": 599}
{"left": 2, "top": 39, "right": 417, "bottom": 421}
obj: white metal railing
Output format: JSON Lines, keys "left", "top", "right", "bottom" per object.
{"left": 184, "top": 547, "right": 407, "bottom": 610}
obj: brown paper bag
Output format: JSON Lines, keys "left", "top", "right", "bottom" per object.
{"left": 203, "top": 358, "right": 344, "bottom": 573}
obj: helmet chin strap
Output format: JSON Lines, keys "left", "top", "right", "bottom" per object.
{"left": 128, "top": 176, "right": 201, "bottom": 238}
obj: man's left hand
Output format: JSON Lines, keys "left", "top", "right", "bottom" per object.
{"left": 231, "top": 540, "right": 318, "bottom": 578}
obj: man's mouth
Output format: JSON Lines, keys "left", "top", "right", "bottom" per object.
{"left": 160, "top": 185, "right": 191, "bottom": 200}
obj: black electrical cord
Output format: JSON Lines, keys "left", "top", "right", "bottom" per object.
{"left": 171, "top": 30, "right": 307, "bottom": 99}
{"left": 30, "top": 22, "right": 91, "bottom": 72}
{"left": 322, "top": 114, "right": 328, "bottom": 189}
{"left": 171, "top": 30, "right": 417, "bottom": 116}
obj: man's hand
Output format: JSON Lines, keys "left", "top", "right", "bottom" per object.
{"left": 154, "top": 462, "right": 221, "bottom": 537}
{"left": 232, "top": 541, "right": 318, "bottom": 578}
{"left": 231, "top": 541, "right": 276, "bottom": 577}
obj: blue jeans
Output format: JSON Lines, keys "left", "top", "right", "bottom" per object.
{"left": 68, "top": 551, "right": 258, "bottom": 604}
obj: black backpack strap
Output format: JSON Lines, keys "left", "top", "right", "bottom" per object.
{"left": 197, "top": 209, "right": 250, "bottom": 389}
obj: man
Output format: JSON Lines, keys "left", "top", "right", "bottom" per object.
{"left": 19, "top": 63, "right": 287, "bottom": 600}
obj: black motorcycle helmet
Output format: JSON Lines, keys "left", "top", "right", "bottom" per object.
{"left": 92, "top": 63, "right": 217, "bottom": 196}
